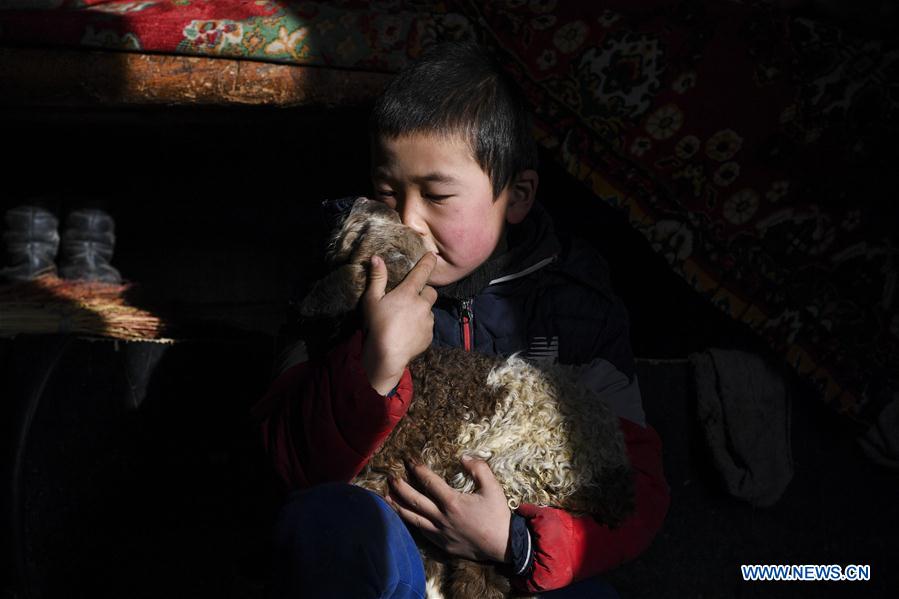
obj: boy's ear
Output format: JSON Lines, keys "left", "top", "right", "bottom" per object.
{"left": 505, "top": 169, "right": 539, "bottom": 225}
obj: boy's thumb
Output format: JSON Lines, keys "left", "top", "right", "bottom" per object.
{"left": 365, "top": 255, "right": 387, "bottom": 299}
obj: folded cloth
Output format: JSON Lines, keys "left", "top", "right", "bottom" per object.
{"left": 857, "top": 393, "right": 899, "bottom": 470}
{"left": 689, "top": 348, "right": 793, "bottom": 507}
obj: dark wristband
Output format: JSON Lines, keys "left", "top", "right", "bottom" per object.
{"left": 385, "top": 382, "right": 400, "bottom": 398}
{"left": 508, "top": 512, "right": 533, "bottom": 576}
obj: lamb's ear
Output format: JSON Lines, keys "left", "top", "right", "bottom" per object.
{"left": 327, "top": 210, "right": 366, "bottom": 264}
{"left": 298, "top": 263, "right": 367, "bottom": 318}
{"left": 327, "top": 198, "right": 402, "bottom": 263}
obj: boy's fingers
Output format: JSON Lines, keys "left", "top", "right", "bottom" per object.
{"left": 462, "top": 457, "right": 503, "bottom": 498}
{"left": 399, "top": 463, "right": 453, "bottom": 513}
{"left": 363, "top": 255, "right": 388, "bottom": 303}
{"left": 401, "top": 252, "right": 438, "bottom": 294}
{"left": 385, "top": 493, "right": 441, "bottom": 535}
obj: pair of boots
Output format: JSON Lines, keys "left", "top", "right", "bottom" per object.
{"left": 0, "top": 204, "right": 122, "bottom": 284}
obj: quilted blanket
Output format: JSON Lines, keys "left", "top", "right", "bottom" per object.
{"left": 1, "top": 0, "right": 896, "bottom": 425}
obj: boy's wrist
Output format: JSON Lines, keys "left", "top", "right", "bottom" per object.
{"left": 361, "top": 337, "right": 406, "bottom": 395}
{"left": 364, "top": 362, "right": 405, "bottom": 396}
{"left": 368, "top": 371, "right": 404, "bottom": 396}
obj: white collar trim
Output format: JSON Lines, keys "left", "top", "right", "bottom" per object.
{"left": 487, "top": 255, "right": 557, "bottom": 286}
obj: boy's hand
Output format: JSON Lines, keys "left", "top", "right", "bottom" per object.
{"left": 384, "top": 456, "right": 513, "bottom": 564}
{"left": 361, "top": 252, "right": 438, "bottom": 395}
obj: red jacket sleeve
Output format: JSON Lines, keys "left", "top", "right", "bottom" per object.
{"left": 249, "top": 329, "right": 414, "bottom": 491}
{"left": 510, "top": 418, "right": 670, "bottom": 593}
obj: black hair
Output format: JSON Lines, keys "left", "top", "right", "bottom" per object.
{"left": 369, "top": 40, "right": 538, "bottom": 199}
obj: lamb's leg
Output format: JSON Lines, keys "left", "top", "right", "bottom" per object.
{"left": 421, "top": 554, "right": 448, "bottom": 599}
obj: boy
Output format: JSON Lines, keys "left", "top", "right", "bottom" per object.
{"left": 252, "top": 41, "right": 669, "bottom": 597}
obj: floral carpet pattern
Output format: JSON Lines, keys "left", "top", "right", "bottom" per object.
{"left": 1, "top": 0, "right": 896, "bottom": 424}
{"left": 462, "top": 1, "right": 899, "bottom": 424}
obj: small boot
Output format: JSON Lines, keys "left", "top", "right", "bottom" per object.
{"left": 58, "top": 208, "right": 122, "bottom": 284}
{"left": 0, "top": 204, "right": 60, "bottom": 283}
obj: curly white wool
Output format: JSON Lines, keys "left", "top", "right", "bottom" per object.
{"left": 424, "top": 353, "right": 624, "bottom": 511}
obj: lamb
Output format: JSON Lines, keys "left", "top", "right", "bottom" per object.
{"left": 299, "top": 197, "right": 634, "bottom": 599}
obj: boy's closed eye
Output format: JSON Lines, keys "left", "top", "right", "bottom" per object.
{"left": 373, "top": 190, "right": 453, "bottom": 203}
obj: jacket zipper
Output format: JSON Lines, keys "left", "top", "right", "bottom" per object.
{"left": 460, "top": 297, "right": 474, "bottom": 351}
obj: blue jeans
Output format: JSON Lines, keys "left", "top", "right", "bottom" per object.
{"left": 270, "top": 482, "right": 619, "bottom": 598}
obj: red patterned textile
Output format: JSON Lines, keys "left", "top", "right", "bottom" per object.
{"left": 0, "top": 0, "right": 466, "bottom": 70}
{"left": 458, "top": 1, "right": 898, "bottom": 423}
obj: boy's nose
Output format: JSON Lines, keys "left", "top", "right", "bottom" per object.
{"left": 399, "top": 198, "right": 426, "bottom": 232}
{"left": 398, "top": 200, "right": 436, "bottom": 252}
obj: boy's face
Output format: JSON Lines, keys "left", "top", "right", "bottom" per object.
{"left": 370, "top": 133, "right": 535, "bottom": 287}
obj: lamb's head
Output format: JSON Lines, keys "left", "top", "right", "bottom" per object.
{"left": 300, "top": 197, "right": 428, "bottom": 317}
